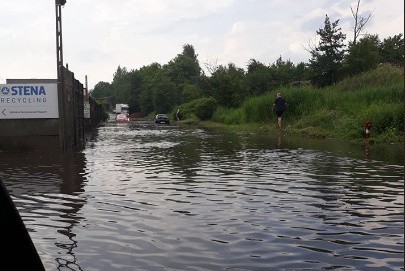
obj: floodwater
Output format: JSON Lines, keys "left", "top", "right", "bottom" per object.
{"left": 0, "top": 117, "right": 403, "bottom": 271}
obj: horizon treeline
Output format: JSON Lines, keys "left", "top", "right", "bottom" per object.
{"left": 90, "top": 14, "right": 404, "bottom": 117}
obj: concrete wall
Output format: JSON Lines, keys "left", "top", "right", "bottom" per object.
{"left": 0, "top": 67, "right": 104, "bottom": 152}
{"left": 84, "top": 96, "right": 103, "bottom": 130}
{"left": 59, "top": 67, "right": 85, "bottom": 151}
{"left": 0, "top": 79, "right": 61, "bottom": 150}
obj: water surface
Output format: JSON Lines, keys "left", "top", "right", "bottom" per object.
{"left": 1, "top": 120, "right": 403, "bottom": 271}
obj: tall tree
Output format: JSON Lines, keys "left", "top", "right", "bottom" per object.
{"left": 138, "top": 63, "right": 162, "bottom": 115}
{"left": 344, "top": 34, "right": 380, "bottom": 75}
{"left": 293, "top": 62, "right": 311, "bottom": 86}
{"left": 182, "top": 44, "right": 198, "bottom": 60}
{"left": 90, "top": 81, "right": 112, "bottom": 99}
{"left": 208, "top": 63, "right": 246, "bottom": 108}
{"left": 113, "top": 66, "right": 128, "bottom": 81}
{"left": 127, "top": 70, "right": 143, "bottom": 113}
{"left": 246, "top": 59, "right": 274, "bottom": 96}
{"left": 110, "top": 65, "right": 131, "bottom": 106}
{"left": 351, "top": 0, "right": 372, "bottom": 45}
{"left": 152, "top": 75, "right": 178, "bottom": 113}
{"left": 379, "top": 34, "right": 404, "bottom": 66}
{"left": 309, "top": 15, "right": 346, "bottom": 87}
{"left": 164, "top": 44, "right": 202, "bottom": 85}
{"left": 269, "top": 56, "right": 295, "bottom": 86}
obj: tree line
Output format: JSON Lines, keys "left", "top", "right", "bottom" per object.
{"left": 90, "top": 13, "right": 404, "bottom": 118}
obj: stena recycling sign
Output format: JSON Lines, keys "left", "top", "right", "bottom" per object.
{"left": 0, "top": 83, "right": 59, "bottom": 119}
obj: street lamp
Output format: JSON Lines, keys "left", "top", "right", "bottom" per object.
{"left": 55, "top": 0, "right": 66, "bottom": 82}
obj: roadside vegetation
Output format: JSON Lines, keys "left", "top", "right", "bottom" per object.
{"left": 209, "top": 64, "right": 404, "bottom": 144}
{"left": 90, "top": 5, "right": 404, "bottom": 145}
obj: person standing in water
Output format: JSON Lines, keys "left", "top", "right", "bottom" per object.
{"left": 272, "top": 92, "right": 287, "bottom": 129}
{"left": 176, "top": 108, "right": 181, "bottom": 121}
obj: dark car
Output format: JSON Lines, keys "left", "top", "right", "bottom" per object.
{"left": 154, "top": 114, "right": 170, "bottom": 124}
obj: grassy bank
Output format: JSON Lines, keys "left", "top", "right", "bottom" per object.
{"left": 209, "top": 64, "right": 404, "bottom": 144}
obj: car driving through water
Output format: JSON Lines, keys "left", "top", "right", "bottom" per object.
{"left": 154, "top": 114, "right": 170, "bottom": 124}
{"left": 115, "top": 113, "right": 129, "bottom": 123}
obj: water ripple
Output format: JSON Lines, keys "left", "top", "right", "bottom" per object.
{"left": 1, "top": 123, "right": 403, "bottom": 271}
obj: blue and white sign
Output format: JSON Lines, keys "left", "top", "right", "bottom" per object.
{"left": 0, "top": 83, "right": 59, "bottom": 119}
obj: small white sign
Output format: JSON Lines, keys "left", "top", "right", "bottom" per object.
{"left": 84, "top": 102, "right": 90, "bottom": 119}
{"left": 0, "top": 83, "right": 59, "bottom": 119}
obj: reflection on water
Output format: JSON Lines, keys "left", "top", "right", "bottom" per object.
{"left": 0, "top": 120, "right": 403, "bottom": 271}
{"left": 0, "top": 150, "right": 88, "bottom": 269}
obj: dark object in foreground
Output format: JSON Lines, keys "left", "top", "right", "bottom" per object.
{"left": 154, "top": 114, "right": 170, "bottom": 124}
{"left": 0, "top": 177, "right": 45, "bottom": 270}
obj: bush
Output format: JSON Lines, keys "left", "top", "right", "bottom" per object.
{"left": 242, "top": 94, "right": 273, "bottom": 123}
{"left": 180, "top": 97, "right": 218, "bottom": 121}
{"left": 361, "top": 103, "right": 404, "bottom": 134}
{"left": 100, "top": 104, "right": 110, "bottom": 121}
{"left": 212, "top": 107, "right": 244, "bottom": 125}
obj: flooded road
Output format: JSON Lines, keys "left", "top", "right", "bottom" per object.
{"left": 1, "top": 118, "right": 403, "bottom": 271}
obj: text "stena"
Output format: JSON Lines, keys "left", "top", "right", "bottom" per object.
{"left": 1, "top": 85, "right": 47, "bottom": 96}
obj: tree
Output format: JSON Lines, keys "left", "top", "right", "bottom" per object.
{"left": 152, "top": 75, "right": 178, "bottom": 113}
{"left": 164, "top": 44, "right": 202, "bottom": 85}
{"left": 113, "top": 66, "right": 128, "bottom": 81}
{"left": 160, "top": 44, "right": 203, "bottom": 106}
{"left": 351, "top": 0, "right": 372, "bottom": 45}
{"left": 269, "top": 56, "right": 295, "bottom": 86}
{"left": 246, "top": 59, "right": 274, "bottom": 96}
{"left": 309, "top": 15, "right": 346, "bottom": 87}
{"left": 208, "top": 63, "right": 246, "bottom": 108}
{"left": 344, "top": 34, "right": 380, "bottom": 75}
{"left": 127, "top": 70, "right": 143, "bottom": 113}
{"left": 292, "top": 62, "right": 311, "bottom": 86}
{"left": 203, "top": 57, "right": 219, "bottom": 76}
{"left": 138, "top": 63, "right": 162, "bottom": 115}
{"left": 182, "top": 44, "right": 198, "bottom": 60}
{"left": 182, "top": 84, "right": 204, "bottom": 102}
{"left": 379, "top": 34, "right": 404, "bottom": 66}
{"left": 111, "top": 67, "right": 131, "bottom": 106}
{"left": 89, "top": 81, "right": 112, "bottom": 99}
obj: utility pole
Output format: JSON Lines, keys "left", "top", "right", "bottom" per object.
{"left": 85, "top": 75, "right": 88, "bottom": 99}
{"left": 55, "top": 0, "right": 67, "bottom": 151}
{"left": 55, "top": 0, "right": 66, "bottom": 81}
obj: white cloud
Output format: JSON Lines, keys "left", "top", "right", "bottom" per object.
{"left": 0, "top": 0, "right": 403, "bottom": 89}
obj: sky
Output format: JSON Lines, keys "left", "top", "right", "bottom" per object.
{"left": 0, "top": 0, "right": 403, "bottom": 90}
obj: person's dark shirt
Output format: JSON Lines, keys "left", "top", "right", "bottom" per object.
{"left": 274, "top": 96, "right": 286, "bottom": 112}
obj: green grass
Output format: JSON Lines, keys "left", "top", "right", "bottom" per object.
{"left": 211, "top": 63, "right": 404, "bottom": 144}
